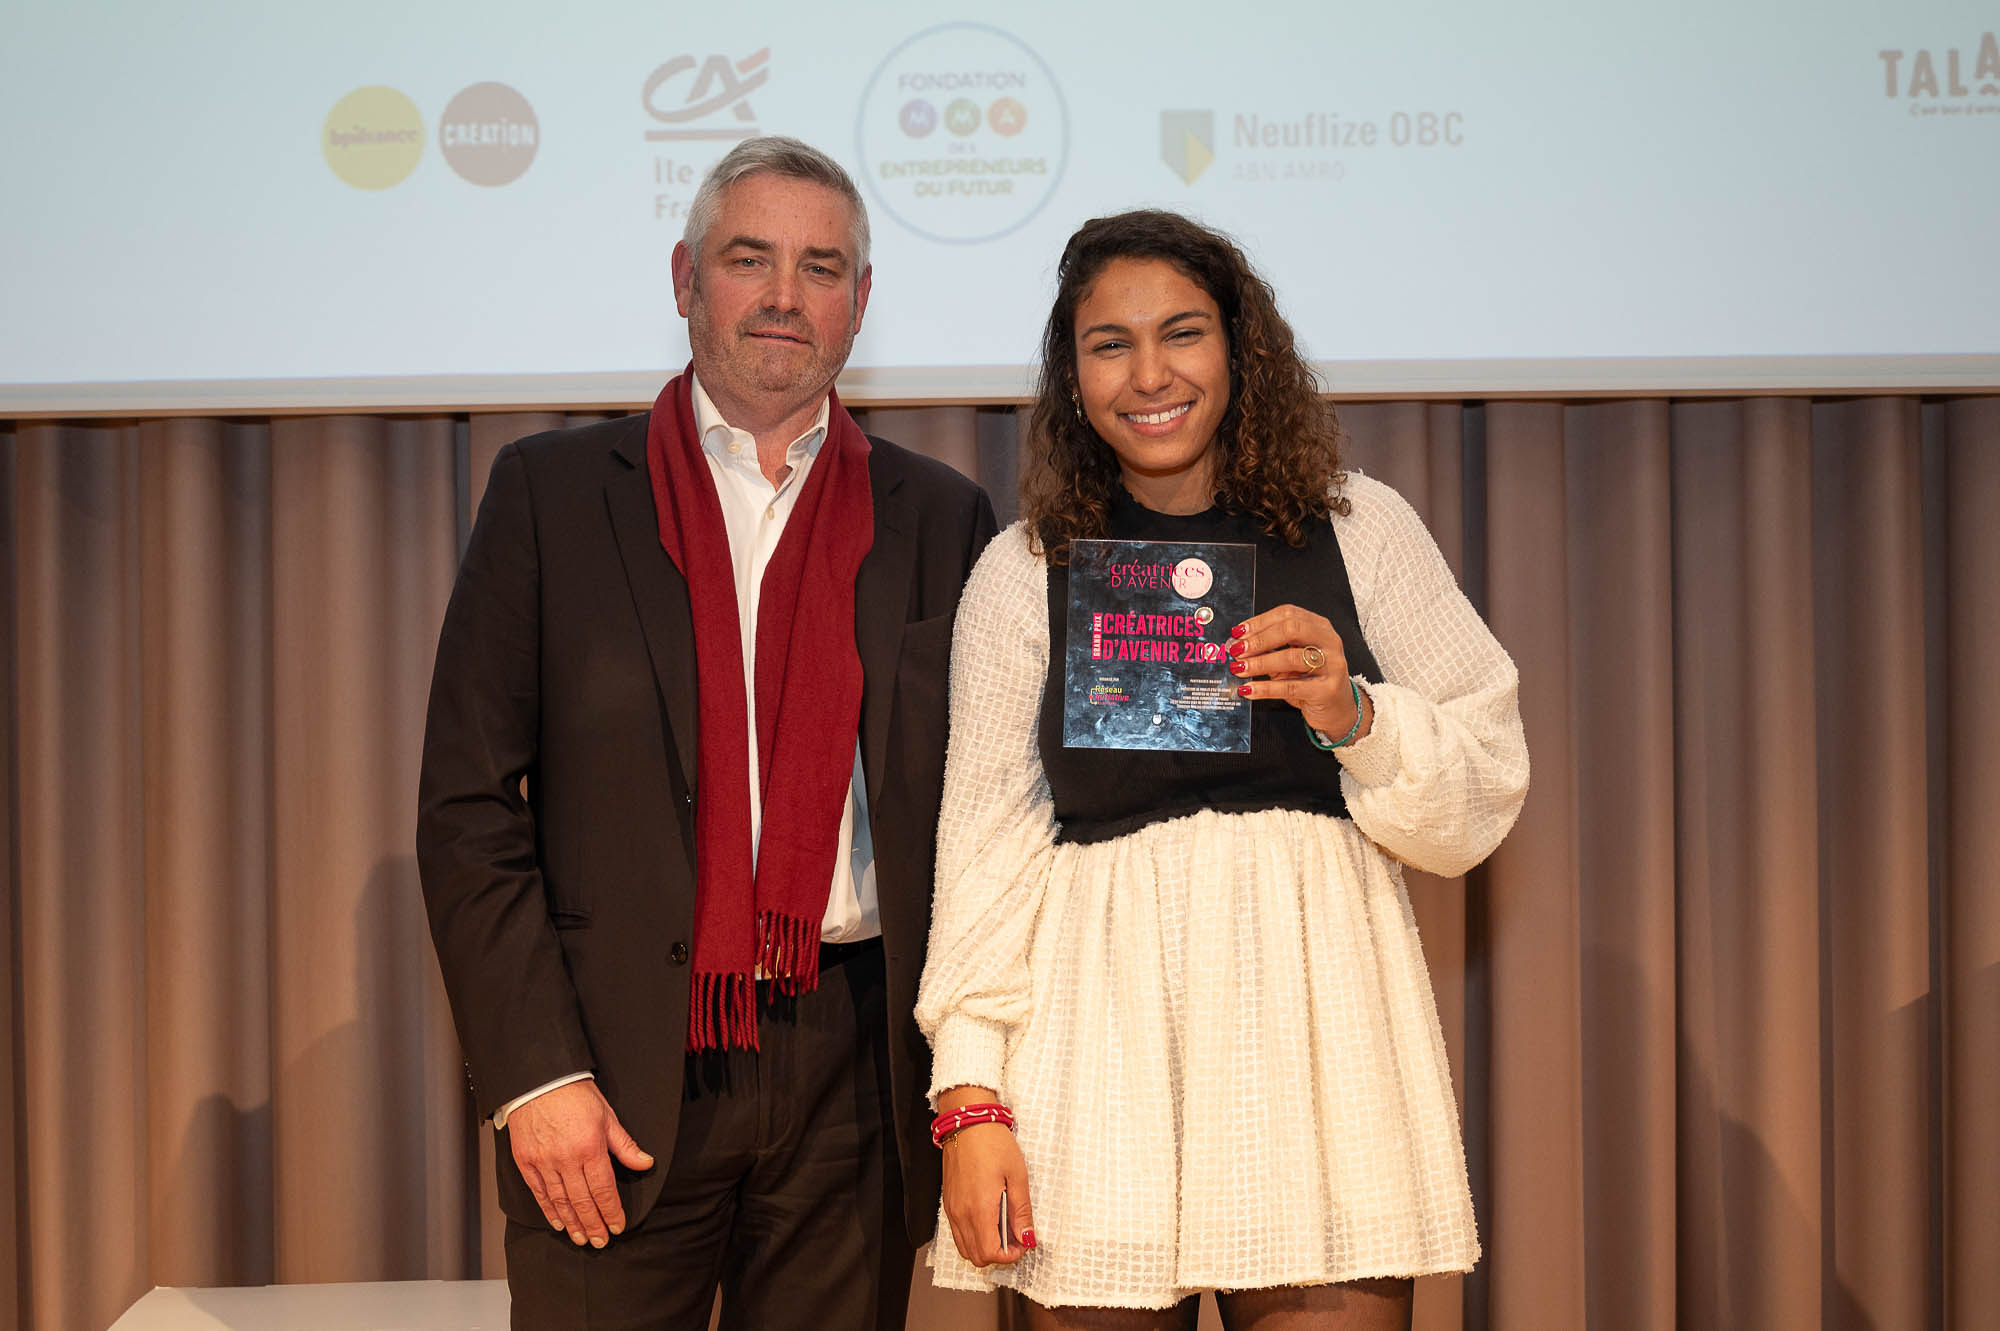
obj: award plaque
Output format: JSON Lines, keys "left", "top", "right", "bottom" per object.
{"left": 1062, "top": 538, "right": 1255, "bottom": 752}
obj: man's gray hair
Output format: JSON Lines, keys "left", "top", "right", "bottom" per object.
{"left": 682, "top": 136, "right": 871, "bottom": 277}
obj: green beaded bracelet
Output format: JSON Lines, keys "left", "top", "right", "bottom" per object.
{"left": 1305, "top": 679, "right": 1366, "bottom": 751}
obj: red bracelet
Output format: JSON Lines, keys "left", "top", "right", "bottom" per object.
{"left": 931, "top": 1102, "right": 1014, "bottom": 1148}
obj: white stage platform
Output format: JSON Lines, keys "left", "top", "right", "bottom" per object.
{"left": 110, "top": 1280, "right": 510, "bottom": 1330}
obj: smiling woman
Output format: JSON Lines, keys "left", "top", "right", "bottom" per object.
{"left": 916, "top": 210, "right": 1530, "bottom": 1330}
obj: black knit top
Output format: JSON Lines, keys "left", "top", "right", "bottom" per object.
{"left": 1038, "top": 489, "right": 1381, "bottom": 844}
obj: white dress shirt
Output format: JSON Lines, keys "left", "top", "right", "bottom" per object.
{"left": 495, "top": 375, "right": 877, "bottom": 1126}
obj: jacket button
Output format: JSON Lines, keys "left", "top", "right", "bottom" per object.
{"left": 670, "top": 941, "right": 689, "bottom": 964}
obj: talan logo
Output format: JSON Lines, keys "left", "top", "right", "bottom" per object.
{"left": 644, "top": 49, "right": 769, "bottom": 141}
{"left": 1879, "top": 32, "right": 2000, "bottom": 104}
{"left": 1160, "top": 110, "right": 1215, "bottom": 185}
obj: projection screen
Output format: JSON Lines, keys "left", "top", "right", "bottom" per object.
{"left": 2, "top": 0, "right": 1995, "bottom": 413}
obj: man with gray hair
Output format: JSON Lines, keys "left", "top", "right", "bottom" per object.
{"left": 419, "top": 135, "right": 996, "bottom": 1329}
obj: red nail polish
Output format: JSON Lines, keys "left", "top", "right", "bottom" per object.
{"left": 1238, "top": 684, "right": 1253, "bottom": 697}
{"left": 1229, "top": 662, "right": 1244, "bottom": 675}
{"left": 1021, "top": 1229, "right": 1037, "bottom": 1249}
{"left": 1227, "top": 640, "right": 1245, "bottom": 658}
{"left": 1231, "top": 623, "right": 1247, "bottom": 638}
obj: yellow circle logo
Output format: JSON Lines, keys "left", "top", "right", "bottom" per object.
{"left": 323, "top": 86, "right": 424, "bottom": 190}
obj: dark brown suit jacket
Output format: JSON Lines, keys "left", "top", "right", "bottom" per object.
{"left": 416, "top": 409, "right": 996, "bottom": 1241}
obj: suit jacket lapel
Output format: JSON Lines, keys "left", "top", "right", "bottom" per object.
{"left": 856, "top": 454, "right": 914, "bottom": 813}
{"left": 606, "top": 423, "right": 699, "bottom": 798}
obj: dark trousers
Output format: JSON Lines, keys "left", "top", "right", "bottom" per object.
{"left": 506, "top": 941, "right": 916, "bottom": 1331}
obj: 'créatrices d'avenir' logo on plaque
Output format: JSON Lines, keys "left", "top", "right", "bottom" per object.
{"left": 855, "top": 23, "right": 1068, "bottom": 245}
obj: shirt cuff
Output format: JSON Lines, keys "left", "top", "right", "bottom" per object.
{"left": 494, "top": 1071, "right": 594, "bottom": 1129}
{"left": 927, "top": 1013, "right": 1010, "bottom": 1106}
{"left": 1334, "top": 678, "right": 1401, "bottom": 787}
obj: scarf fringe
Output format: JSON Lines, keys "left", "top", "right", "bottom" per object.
{"left": 757, "top": 910, "right": 822, "bottom": 996}
{"left": 686, "top": 911, "right": 822, "bottom": 1052}
{"left": 688, "top": 971, "right": 758, "bottom": 1052}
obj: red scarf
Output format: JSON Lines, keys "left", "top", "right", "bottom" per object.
{"left": 646, "top": 368, "right": 874, "bottom": 1051}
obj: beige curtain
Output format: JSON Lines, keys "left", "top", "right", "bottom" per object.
{"left": 3, "top": 395, "right": 1994, "bottom": 1331}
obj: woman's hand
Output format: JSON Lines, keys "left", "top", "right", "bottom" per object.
{"left": 1230, "top": 604, "right": 1372, "bottom": 742}
{"left": 937, "top": 1086, "right": 1036, "bottom": 1267}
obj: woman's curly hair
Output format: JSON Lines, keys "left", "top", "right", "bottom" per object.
{"left": 1022, "top": 209, "right": 1346, "bottom": 564}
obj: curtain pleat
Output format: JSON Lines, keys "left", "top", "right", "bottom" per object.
{"left": 1811, "top": 401, "right": 1935, "bottom": 1329}
{"left": 137, "top": 419, "right": 275, "bottom": 1290}
{"left": 1479, "top": 403, "right": 1589, "bottom": 1328}
{"left": 1939, "top": 400, "right": 1999, "bottom": 1327}
{"left": 266, "top": 417, "right": 465, "bottom": 1284}
{"left": 2, "top": 395, "right": 1993, "bottom": 1331}
{"left": 1566, "top": 402, "right": 1681, "bottom": 1330}
{"left": 1670, "top": 398, "right": 1824, "bottom": 1329}
{"left": 15, "top": 423, "right": 149, "bottom": 1331}
{"left": 0, "top": 426, "right": 19, "bottom": 1331}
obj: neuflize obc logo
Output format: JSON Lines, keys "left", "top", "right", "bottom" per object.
{"left": 1161, "top": 111, "right": 1215, "bottom": 185}
{"left": 324, "top": 83, "right": 540, "bottom": 190}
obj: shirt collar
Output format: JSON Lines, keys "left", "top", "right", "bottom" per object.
{"left": 689, "top": 371, "right": 830, "bottom": 466}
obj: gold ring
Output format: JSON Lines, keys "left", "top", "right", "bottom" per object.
{"left": 1301, "top": 645, "right": 1326, "bottom": 672}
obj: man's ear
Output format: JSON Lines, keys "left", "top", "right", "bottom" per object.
{"left": 851, "top": 264, "right": 872, "bottom": 334}
{"left": 671, "top": 241, "right": 696, "bottom": 317}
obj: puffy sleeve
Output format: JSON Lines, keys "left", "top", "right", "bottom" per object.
{"left": 915, "top": 523, "right": 1059, "bottom": 1102}
{"left": 1333, "top": 474, "right": 1530, "bottom": 877}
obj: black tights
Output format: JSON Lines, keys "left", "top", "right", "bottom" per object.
{"left": 1025, "top": 1278, "right": 1414, "bottom": 1331}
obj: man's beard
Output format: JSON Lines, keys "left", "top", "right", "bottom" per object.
{"left": 696, "top": 313, "right": 852, "bottom": 401}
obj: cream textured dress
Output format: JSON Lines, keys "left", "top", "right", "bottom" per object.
{"left": 916, "top": 473, "right": 1529, "bottom": 1309}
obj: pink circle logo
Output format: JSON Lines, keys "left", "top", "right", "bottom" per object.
{"left": 1172, "top": 557, "right": 1213, "bottom": 600}
{"left": 438, "top": 82, "right": 539, "bottom": 187}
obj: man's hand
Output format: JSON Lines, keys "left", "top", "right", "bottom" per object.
{"left": 505, "top": 1080, "right": 655, "bottom": 1247}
